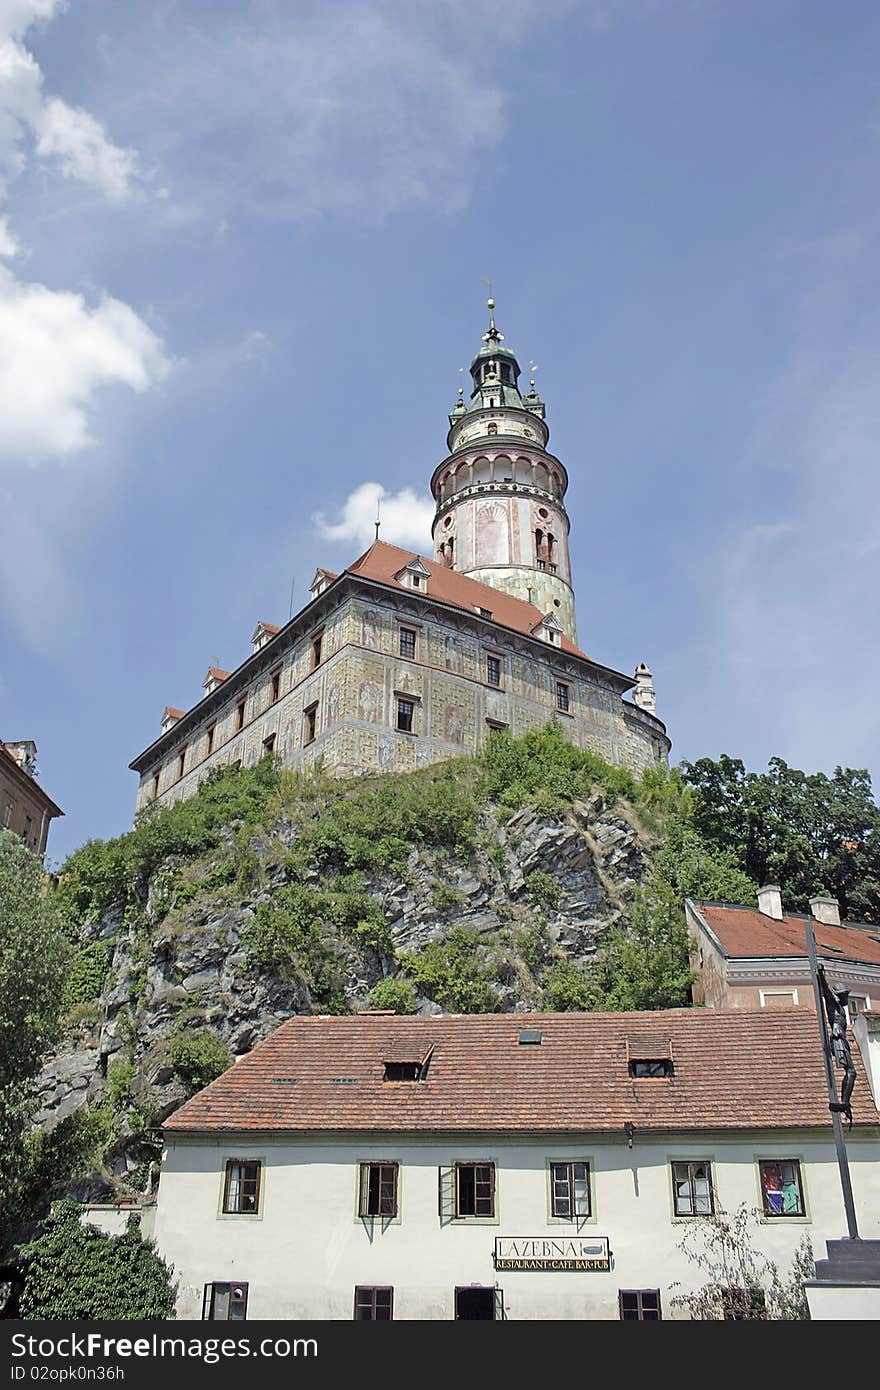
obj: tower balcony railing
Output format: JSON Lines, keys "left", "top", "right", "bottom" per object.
{"left": 435, "top": 480, "right": 567, "bottom": 512}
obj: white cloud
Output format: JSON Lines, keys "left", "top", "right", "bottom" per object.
{"left": 0, "top": 2, "right": 138, "bottom": 204}
{"left": 315, "top": 481, "right": 434, "bottom": 553}
{"left": 0, "top": 264, "right": 169, "bottom": 464}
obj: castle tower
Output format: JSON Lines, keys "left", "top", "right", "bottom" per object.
{"left": 430, "top": 300, "right": 577, "bottom": 641}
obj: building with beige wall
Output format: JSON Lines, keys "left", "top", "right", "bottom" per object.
{"left": 154, "top": 1010, "right": 880, "bottom": 1321}
{"left": 686, "top": 887, "right": 880, "bottom": 1015}
{"left": 130, "top": 306, "right": 669, "bottom": 813}
{"left": 0, "top": 738, "right": 63, "bottom": 856}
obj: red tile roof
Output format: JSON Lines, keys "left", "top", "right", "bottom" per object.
{"left": 205, "top": 667, "right": 230, "bottom": 682}
{"left": 694, "top": 902, "right": 880, "bottom": 968}
{"left": 256, "top": 622, "right": 281, "bottom": 636}
{"left": 163, "top": 1009, "right": 879, "bottom": 1135}
{"left": 346, "top": 541, "right": 591, "bottom": 660}
{"left": 163, "top": 707, "right": 186, "bottom": 721}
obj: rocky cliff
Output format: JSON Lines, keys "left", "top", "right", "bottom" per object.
{"left": 35, "top": 767, "right": 651, "bottom": 1195}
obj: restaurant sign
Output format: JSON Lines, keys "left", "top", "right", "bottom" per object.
{"left": 494, "top": 1236, "right": 611, "bottom": 1272}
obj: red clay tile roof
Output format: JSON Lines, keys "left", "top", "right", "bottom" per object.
{"left": 693, "top": 902, "right": 880, "bottom": 968}
{"left": 256, "top": 622, "right": 281, "bottom": 636}
{"left": 346, "top": 541, "right": 590, "bottom": 660}
{"left": 205, "top": 667, "right": 230, "bottom": 682}
{"left": 163, "top": 1009, "right": 879, "bottom": 1135}
{"left": 163, "top": 707, "right": 186, "bottom": 721}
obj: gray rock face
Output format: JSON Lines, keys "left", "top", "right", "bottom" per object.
{"left": 33, "top": 798, "right": 648, "bottom": 1138}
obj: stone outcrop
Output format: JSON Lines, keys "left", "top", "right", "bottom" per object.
{"left": 33, "top": 793, "right": 649, "bottom": 1171}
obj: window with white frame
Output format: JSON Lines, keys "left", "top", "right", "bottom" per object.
{"left": 671, "top": 1160, "right": 714, "bottom": 1216}
{"left": 550, "top": 1161, "right": 591, "bottom": 1219}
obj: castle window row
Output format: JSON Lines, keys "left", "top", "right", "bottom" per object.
{"left": 218, "top": 1156, "right": 807, "bottom": 1224}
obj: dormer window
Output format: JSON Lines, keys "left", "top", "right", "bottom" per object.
{"left": 398, "top": 557, "right": 430, "bottom": 592}
{"left": 383, "top": 1062, "right": 421, "bottom": 1082}
{"left": 629, "top": 1059, "right": 674, "bottom": 1078}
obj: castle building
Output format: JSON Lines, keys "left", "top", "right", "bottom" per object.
{"left": 130, "top": 304, "right": 670, "bottom": 814}
{"left": 0, "top": 738, "right": 63, "bottom": 856}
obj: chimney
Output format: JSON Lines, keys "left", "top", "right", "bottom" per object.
{"left": 810, "top": 895, "right": 841, "bottom": 927}
{"left": 757, "top": 884, "right": 783, "bottom": 920}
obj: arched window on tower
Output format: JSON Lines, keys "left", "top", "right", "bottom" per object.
{"left": 547, "top": 533, "right": 557, "bottom": 574}
{"left": 535, "top": 528, "right": 546, "bottom": 571}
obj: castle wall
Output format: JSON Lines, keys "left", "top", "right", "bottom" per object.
{"left": 136, "top": 590, "right": 669, "bottom": 815}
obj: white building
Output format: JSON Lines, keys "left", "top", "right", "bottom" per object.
{"left": 155, "top": 1009, "right": 880, "bottom": 1321}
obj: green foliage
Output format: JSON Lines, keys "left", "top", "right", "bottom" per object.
{"left": 18, "top": 1200, "right": 176, "bottom": 1320}
{"left": 543, "top": 959, "right": 598, "bottom": 1011}
{"left": 681, "top": 754, "right": 880, "bottom": 920}
{"left": 62, "top": 942, "right": 112, "bottom": 1011}
{"left": 518, "top": 921, "right": 552, "bottom": 972}
{"left": 525, "top": 869, "right": 561, "bottom": 909}
{"left": 170, "top": 1030, "right": 231, "bottom": 1096}
{"left": 246, "top": 882, "right": 350, "bottom": 1012}
{"left": 481, "top": 723, "right": 635, "bottom": 816}
{"left": 671, "top": 1204, "right": 813, "bottom": 1320}
{"left": 430, "top": 881, "right": 463, "bottom": 909}
{"left": 399, "top": 928, "right": 500, "bottom": 1013}
{"left": 304, "top": 764, "right": 478, "bottom": 873}
{"left": 105, "top": 1058, "right": 134, "bottom": 1113}
{"left": 0, "top": 832, "right": 73, "bottom": 1249}
{"left": 367, "top": 977, "right": 418, "bottom": 1014}
{"left": 57, "top": 757, "right": 282, "bottom": 921}
{"left": 591, "top": 874, "right": 693, "bottom": 1011}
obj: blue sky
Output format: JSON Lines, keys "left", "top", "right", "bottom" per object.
{"left": 1, "top": 0, "right": 878, "bottom": 865}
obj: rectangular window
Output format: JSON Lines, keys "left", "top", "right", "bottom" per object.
{"left": 262, "top": 733, "right": 276, "bottom": 756}
{"left": 455, "top": 1162, "right": 495, "bottom": 1218}
{"left": 619, "top": 1290, "right": 662, "bottom": 1321}
{"left": 411, "top": 574, "right": 421, "bottom": 588}
{"left": 550, "top": 1161, "right": 591, "bottom": 1219}
{"left": 177, "top": 750, "right": 186, "bottom": 780}
{"left": 222, "top": 1159, "right": 262, "bottom": 1214}
{"left": 396, "top": 698, "right": 415, "bottom": 734}
{"left": 848, "top": 994, "right": 869, "bottom": 1018}
{"left": 204, "top": 1282, "right": 248, "bottom": 1321}
{"left": 236, "top": 698, "right": 246, "bottom": 731}
{"left": 486, "top": 719, "right": 508, "bottom": 734}
{"left": 270, "top": 667, "right": 281, "bottom": 703}
{"left": 721, "top": 1287, "right": 767, "bottom": 1321}
{"left": 486, "top": 655, "right": 501, "bottom": 687}
{"left": 556, "top": 681, "right": 570, "bottom": 712}
{"left": 354, "top": 1287, "right": 393, "bottom": 1321}
{"left": 304, "top": 703, "right": 318, "bottom": 746}
{"left": 399, "top": 627, "right": 416, "bottom": 660}
{"left": 150, "top": 772, "right": 160, "bottom": 801}
{"left": 758, "top": 1159, "right": 805, "bottom": 1217}
{"left": 629, "top": 1059, "right": 674, "bottom": 1077}
{"left": 206, "top": 723, "right": 216, "bottom": 757}
{"left": 672, "top": 1161, "right": 714, "bottom": 1216}
{"left": 477, "top": 607, "right": 493, "bottom": 618}
{"left": 311, "top": 631, "right": 324, "bottom": 669}
{"left": 358, "top": 1163, "right": 399, "bottom": 1218}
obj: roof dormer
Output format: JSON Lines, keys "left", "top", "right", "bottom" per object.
{"left": 530, "top": 611, "right": 563, "bottom": 645}
{"left": 395, "top": 555, "right": 431, "bottom": 594}
{"left": 161, "top": 706, "right": 185, "bottom": 734}
{"left": 251, "top": 621, "right": 280, "bottom": 654}
{"left": 203, "top": 667, "right": 230, "bottom": 697}
{"left": 309, "top": 568, "right": 336, "bottom": 601}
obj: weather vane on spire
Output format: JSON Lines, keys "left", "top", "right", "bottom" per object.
{"left": 374, "top": 496, "right": 381, "bottom": 542}
{"left": 482, "top": 277, "right": 503, "bottom": 344}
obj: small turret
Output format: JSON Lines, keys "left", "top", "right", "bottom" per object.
{"left": 632, "top": 663, "right": 656, "bottom": 714}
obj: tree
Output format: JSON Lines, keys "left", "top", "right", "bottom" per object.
{"left": 681, "top": 756, "right": 880, "bottom": 920}
{"left": 0, "top": 831, "right": 73, "bottom": 1252}
{"left": 17, "top": 1200, "right": 176, "bottom": 1319}
{"left": 670, "top": 1203, "right": 814, "bottom": 1320}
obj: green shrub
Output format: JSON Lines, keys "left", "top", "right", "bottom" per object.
{"left": 481, "top": 723, "right": 635, "bottom": 815}
{"left": 62, "top": 942, "right": 112, "bottom": 1010}
{"left": 525, "top": 869, "right": 561, "bottom": 909}
{"left": 367, "top": 978, "right": 418, "bottom": 1014}
{"left": 18, "top": 1200, "right": 176, "bottom": 1320}
{"left": 400, "top": 928, "right": 500, "bottom": 1013}
{"left": 170, "top": 1031, "right": 231, "bottom": 1096}
{"left": 543, "top": 959, "right": 597, "bottom": 1012}
{"left": 430, "top": 881, "right": 463, "bottom": 909}
{"left": 105, "top": 1058, "right": 134, "bottom": 1113}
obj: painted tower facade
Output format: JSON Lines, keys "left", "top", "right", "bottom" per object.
{"left": 430, "top": 301, "right": 576, "bottom": 641}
